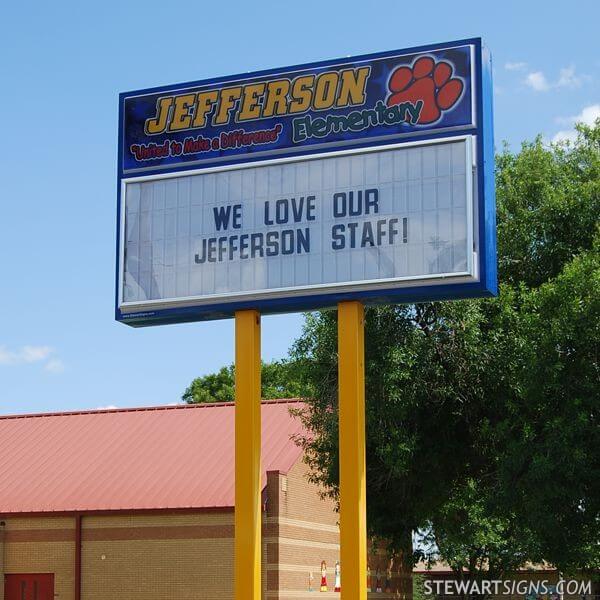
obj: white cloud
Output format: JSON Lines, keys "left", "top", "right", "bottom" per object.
{"left": 525, "top": 71, "right": 550, "bottom": 92}
{"left": 525, "top": 66, "right": 587, "bottom": 92}
{"left": 505, "top": 61, "right": 527, "bottom": 71}
{"left": 556, "top": 66, "right": 582, "bottom": 88}
{"left": 21, "top": 345, "right": 54, "bottom": 362}
{"left": 577, "top": 104, "right": 600, "bottom": 125}
{"left": 0, "top": 344, "right": 65, "bottom": 374}
{"left": 552, "top": 129, "right": 578, "bottom": 144}
{"left": 44, "top": 358, "right": 66, "bottom": 374}
{"left": 552, "top": 103, "right": 600, "bottom": 143}
{"left": 95, "top": 405, "right": 118, "bottom": 410}
{"left": 0, "top": 345, "right": 54, "bottom": 365}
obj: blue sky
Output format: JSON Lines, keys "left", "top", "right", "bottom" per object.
{"left": 1, "top": 0, "right": 598, "bottom": 415}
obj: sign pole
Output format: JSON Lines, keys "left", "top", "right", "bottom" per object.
{"left": 338, "top": 301, "right": 367, "bottom": 599}
{"left": 234, "top": 309, "right": 262, "bottom": 600}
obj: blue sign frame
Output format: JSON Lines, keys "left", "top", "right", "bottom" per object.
{"left": 116, "top": 37, "right": 496, "bottom": 326}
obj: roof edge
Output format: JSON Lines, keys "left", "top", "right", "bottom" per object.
{"left": 0, "top": 398, "right": 307, "bottom": 421}
{"left": 0, "top": 506, "right": 238, "bottom": 518}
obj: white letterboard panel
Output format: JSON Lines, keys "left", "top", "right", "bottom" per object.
{"left": 119, "top": 138, "right": 475, "bottom": 311}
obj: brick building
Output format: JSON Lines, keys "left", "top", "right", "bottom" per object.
{"left": 2, "top": 400, "right": 591, "bottom": 600}
{"left": 0, "top": 400, "right": 398, "bottom": 600}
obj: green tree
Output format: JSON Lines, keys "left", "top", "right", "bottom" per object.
{"left": 496, "top": 125, "right": 599, "bottom": 288}
{"left": 182, "top": 365, "right": 236, "bottom": 403}
{"left": 291, "top": 122, "right": 600, "bottom": 579}
{"left": 182, "top": 359, "right": 310, "bottom": 403}
{"left": 417, "top": 243, "right": 600, "bottom": 581}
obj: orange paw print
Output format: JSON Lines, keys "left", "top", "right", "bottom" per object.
{"left": 387, "top": 56, "right": 464, "bottom": 124}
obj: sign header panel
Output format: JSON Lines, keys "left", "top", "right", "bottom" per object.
{"left": 121, "top": 43, "right": 474, "bottom": 175}
{"left": 116, "top": 38, "right": 496, "bottom": 326}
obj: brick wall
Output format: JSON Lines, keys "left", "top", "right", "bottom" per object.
{"left": 266, "top": 459, "right": 341, "bottom": 599}
{"left": 2, "top": 516, "right": 76, "bottom": 600}
{"left": 81, "top": 512, "right": 237, "bottom": 600}
{"left": 265, "top": 459, "right": 407, "bottom": 599}
{"left": 1, "top": 511, "right": 270, "bottom": 600}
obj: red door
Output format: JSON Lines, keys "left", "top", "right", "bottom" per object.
{"left": 4, "top": 574, "right": 54, "bottom": 600}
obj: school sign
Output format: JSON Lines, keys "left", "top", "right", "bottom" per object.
{"left": 116, "top": 38, "right": 496, "bottom": 326}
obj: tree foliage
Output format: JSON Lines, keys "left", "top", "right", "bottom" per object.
{"left": 291, "top": 122, "right": 600, "bottom": 577}
{"left": 182, "top": 360, "right": 310, "bottom": 403}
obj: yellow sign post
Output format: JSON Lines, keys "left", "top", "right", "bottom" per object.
{"left": 234, "top": 302, "right": 367, "bottom": 598}
{"left": 338, "top": 301, "right": 367, "bottom": 599}
{"left": 234, "top": 309, "right": 262, "bottom": 600}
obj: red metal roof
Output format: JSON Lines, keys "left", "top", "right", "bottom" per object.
{"left": 0, "top": 400, "right": 306, "bottom": 515}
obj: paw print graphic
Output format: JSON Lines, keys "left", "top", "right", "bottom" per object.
{"left": 387, "top": 56, "right": 464, "bottom": 124}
